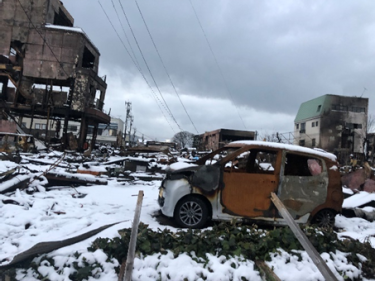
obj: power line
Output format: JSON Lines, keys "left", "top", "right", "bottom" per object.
{"left": 110, "top": 0, "right": 140, "bottom": 69}
{"left": 98, "top": 1, "right": 176, "bottom": 135}
{"left": 188, "top": 0, "right": 247, "bottom": 130}
{"left": 116, "top": 0, "right": 183, "bottom": 132}
{"left": 98, "top": 2, "right": 137, "bottom": 70}
{"left": 134, "top": 0, "right": 199, "bottom": 134}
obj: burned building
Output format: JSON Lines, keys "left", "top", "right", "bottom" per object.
{"left": 294, "top": 94, "right": 368, "bottom": 163}
{"left": 194, "top": 128, "right": 257, "bottom": 151}
{"left": 0, "top": 0, "right": 110, "bottom": 150}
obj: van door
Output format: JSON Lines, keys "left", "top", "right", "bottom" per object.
{"left": 278, "top": 152, "right": 328, "bottom": 219}
{"left": 221, "top": 149, "right": 280, "bottom": 218}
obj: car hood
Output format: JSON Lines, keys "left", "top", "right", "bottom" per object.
{"left": 168, "top": 162, "right": 200, "bottom": 174}
{"left": 168, "top": 164, "right": 221, "bottom": 192}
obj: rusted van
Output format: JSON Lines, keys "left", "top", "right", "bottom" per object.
{"left": 158, "top": 141, "right": 343, "bottom": 228}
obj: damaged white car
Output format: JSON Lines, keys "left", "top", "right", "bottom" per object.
{"left": 158, "top": 141, "right": 343, "bottom": 228}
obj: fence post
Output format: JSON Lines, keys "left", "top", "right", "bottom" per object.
{"left": 123, "top": 190, "right": 144, "bottom": 281}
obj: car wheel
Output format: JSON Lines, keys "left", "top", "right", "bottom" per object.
{"left": 312, "top": 209, "right": 336, "bottom": 228}
{"left": 175, "top": 196, "right": 208, "bottom": 229}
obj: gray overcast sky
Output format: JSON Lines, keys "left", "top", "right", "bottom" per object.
{"left": 62, "top": 0, "right": 375, "bottom": 141}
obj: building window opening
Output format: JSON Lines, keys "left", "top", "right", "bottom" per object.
{"left": 299, "top": 139, "right": 305, "bottom": 146}
{"left": 35, "top": 123, "right": 47, "bottom": 130}
{"left": 312, "top": 138, "right": 316, "bottom": 147}
{"left": 109, "top": 129, "right": 117, "bottom": 136}
{"left": 67, "top": 125, "right": 78, "bottom": 132}
{"left": 87, "top": 126, "right": 94, "bottom": 135}
{"left": 317, "top": 105, "right": 321, "bottom": 112}
{"left": 10, "top": 48, "right": 16, "bottom": 56}
{"left": 346, "top": 123, "right": 362, "bottom": 129}
{"left": 82, "top": 47, "right": 95, "bottom": 68}
{"left": 300, "top": 123, "right": 306, "bottom": 133}
{"left": 95, "top": 90, "right": 103, "bottom": 109}
{"left": 350, "top": 106, "right": 365, "bottom": 113}
{"left": 296, "top": 123, "right": 299, "bottom": 129}
{"left": 312, "top": 122, "right": 315, "bottom": 128}
{"left": 332, "top": 104, "right": 348, "bottom": 111}
{"left": 53, "top": 8, "right": 73, "bottom": 27}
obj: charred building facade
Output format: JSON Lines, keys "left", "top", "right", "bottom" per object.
{"left": 294, "top": 94, "right": 368, "bottom": 164}
{"left": 0, "top": 0, "right": 110, "bottom": 150}
{"left": 194, "top": 128, "right": 257, "bottom": 151}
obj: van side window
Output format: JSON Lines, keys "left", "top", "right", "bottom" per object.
{"left": 284, "top": 153, "right": 323, "bottom": 176}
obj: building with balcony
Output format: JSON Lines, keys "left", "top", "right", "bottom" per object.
{"left": 0, "top": 0, "right": 110, "bottom": 150}
{"left": 20, "top": 117, "right": 125, "bottom": 147}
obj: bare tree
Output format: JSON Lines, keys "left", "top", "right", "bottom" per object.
{"left": 172, "top": 131, "right": 194, "bottom": 149}
{"left": 262, "top": 132, "right": 283, "bottom": 143}
{"left": 367, "top": 114, "right": 375, "bottom": 134}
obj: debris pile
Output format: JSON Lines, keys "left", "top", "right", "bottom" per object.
{"left": 341, "top": 162, "right": 375, "bottom": 221}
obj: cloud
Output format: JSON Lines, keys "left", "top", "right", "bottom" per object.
{"left": 62, "top": 0, "right": 375, "bottom": 140}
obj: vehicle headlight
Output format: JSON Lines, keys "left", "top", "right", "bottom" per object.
{"left": 159, "top": 187, "right": 164, "bottom": 198}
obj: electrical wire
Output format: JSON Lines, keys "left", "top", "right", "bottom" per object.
{"left": 188, "top": 0, "right": 247, "bottom": 130}
{"left": 134, "top": 0, "right": 199, "bottom": 134}
{"left": 98, "top": 1, "right": 176, "bottom": 135}
{"left": 116, "top": 0, "right": 183, "bottom": 132}
{"left": 110, "top": 0, "right": 141, "bottom": 69}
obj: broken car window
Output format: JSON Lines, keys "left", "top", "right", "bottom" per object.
{"left": 205, "top": 147, "right": 240, "bottom": 165}
{"left": 284, "top": 153, "right": 323, "bottom": 176}
{"left": 224, "top": 151, "right": 250, "bottom": 170}
{"left": 246, "top": 149, "right": 277, "bottom": 174}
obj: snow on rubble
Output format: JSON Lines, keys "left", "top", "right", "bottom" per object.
{"left": 0, "top": 151, "right": 374, "bottom": 281}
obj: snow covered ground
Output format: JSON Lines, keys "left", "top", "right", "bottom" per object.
{"left": 0, "top": 155, "right": 375, "bottom": 281}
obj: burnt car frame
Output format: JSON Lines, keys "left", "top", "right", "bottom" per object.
{"left": 158, "top": 141, "right": 343, "bottom": 228}
{"left": 0, "top": 132, "right": 36, "bottom": 153}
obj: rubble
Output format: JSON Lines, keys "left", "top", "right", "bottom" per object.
{"left": 341, "top": 162, "right": 375, "bottom": 222}
{"left": 0, "top": 174, "right": 31, "bottom": 194}
{"left": 45, "top": 171, "right": 107, "bottom": 186}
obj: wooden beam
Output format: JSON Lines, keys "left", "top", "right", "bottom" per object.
{"left": 270, "top": 192, "right": 338, "bottom": 281}
{"left": 0, "top": 64, "right": 22, "bottom": 71}
{"left": 255, "top": 260, "right": 281, "bottom": 281}
{"left": 123, "top": 190, "right": 144, "bottom": 281}
{"left": 0, "top": 221, "right": 124, "bottom": 269}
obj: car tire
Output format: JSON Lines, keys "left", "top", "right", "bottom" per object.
{"left": 312, "top": 209, "right": 336, "bottom": 228}
{"left": 174, "top": 196, "right": 208, "bottom": 229}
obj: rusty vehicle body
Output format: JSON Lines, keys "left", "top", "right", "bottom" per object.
{"left": 0, "top": 132, "right": 36, "bottom": 153}
{"left": 158, "top": 141, "right": 343, "bottom": 228}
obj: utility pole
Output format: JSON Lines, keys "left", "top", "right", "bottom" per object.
{"left": 128, "top": 115, "right": 133, "bottom": 147}
{"left": 124, "top": 102, "right": 132, "bottom": 147}
{"left": 133, "top": 127, "right": 136, "bottom": 146}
